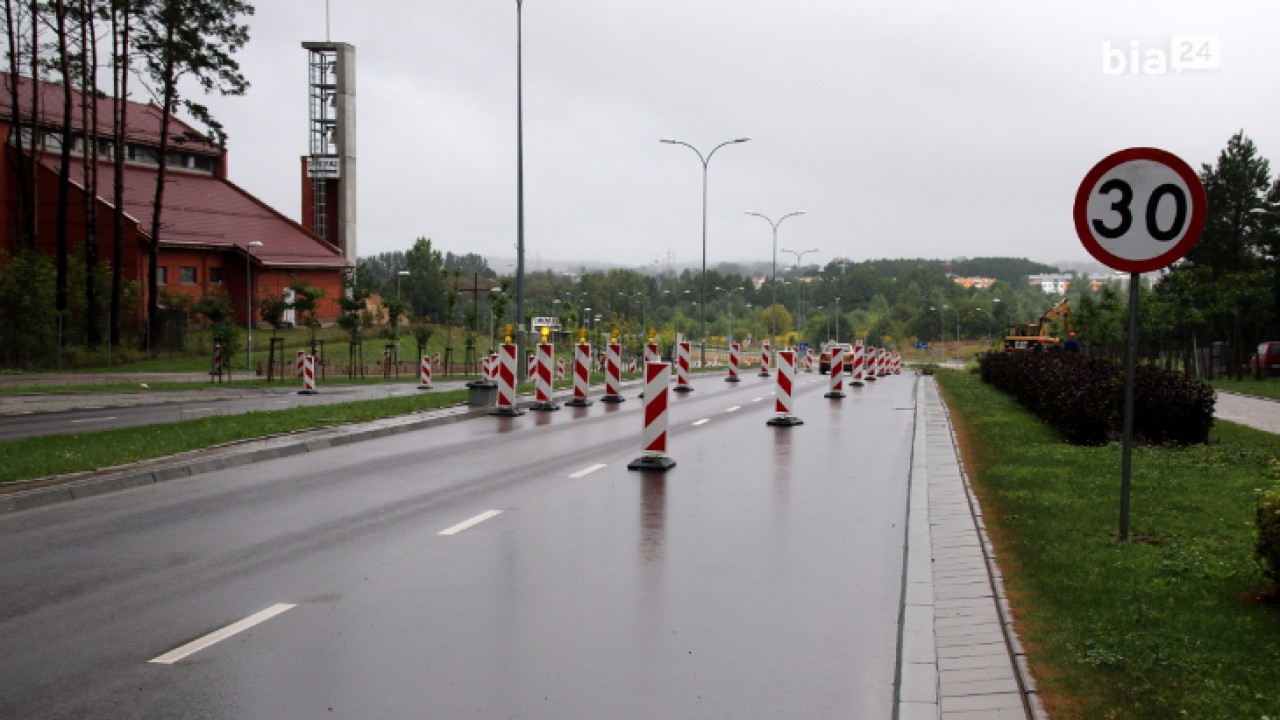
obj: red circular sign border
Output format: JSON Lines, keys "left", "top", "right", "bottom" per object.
{"left": 1072, "top": 147, "right": 1207, "bottom": 274}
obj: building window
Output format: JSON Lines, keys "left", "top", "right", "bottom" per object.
{"left": 190, "top": 155, "right": 215, "bottom": 173}
{"left": 155, "top": 267, "right": 167, "bottom": 285}
{"left": 128, "top": 144, "right": 159, "bottom": 165}
{"left": 209, "top": 267, "right": 224, "bottom": 285}
{"left": 180, "top": 266, "right": 197, "bottom": 285}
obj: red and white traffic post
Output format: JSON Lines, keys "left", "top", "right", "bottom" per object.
{"left": 417, "top": 354, "right": 433, "bottom": 390}
{"left": 602, "top": 332, "right": 627, "bottom": 403}
{"left": 566, "top": 334, "right": 593, "bottom": 407}
{"left": 530, "top": 329, "right": 559, "bottom": 411}
{"left": 767, "top": 349, "right": 804, "bottom": 427}
{"left": 556, "top": 357, "right": 565, "bottom": 381}
{"left": 726, "top": 342, "right": 741, "bottom": 383}
{"left": 758, "top": 339, "right": 771, "bottom": 377}
{"left": 824, "top": 346, "right": 846, "bottom": 399}
{"left": 850, "top": 340, "right": 865, "bottom": 387}
{"left": 211, "top": 343, "right": 224, "bottom": 381}
{"left": 627, "top": 361, "right": 676, "bottom": 472}
{"left": 298, "top": 354, "right": 319, "bottom": 395}
{"left": 673, "top": 340, "right": 694, "bottom": 393}
{"left": 864, "top": 346, "right": 878, "bottom": 382}
{"left": 639, "top": 331, "right": 661, "bottom": 399}
{"left": 294, "top": 349, "right": 305, "bottom": 377}
{"left": 490, "top": 328, "right": 525, "bottom": 416}
{"left": 805, "top": 346, "right": 815, "bottom": 373}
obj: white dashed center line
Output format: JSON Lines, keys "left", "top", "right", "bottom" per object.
{"left": 70, "top": 417, "right": 116, "bottom": 424}
{"left": 725, "top": 406, "right": 741, "bottom": 413}
{"left": 692, "top": 418, "right": 710, "bottom": 427}
{"left": 438, "top": 509, "right": 503, "bottom": 536}
{"left": 569, "top": 464, "right": 606, "bottom": 478}
{"left": 149, "top": 604, "right": 296, "bottom": 665}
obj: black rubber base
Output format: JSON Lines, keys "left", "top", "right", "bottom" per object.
{"left": 766, "top": 415, "right": 804, "bottom": 427}
{"left": 824, "top": 391, "right": 847, "bottom": 399}
{"left": 757, "top": 371, "right": 770, "bottom": 378}
{"left": 850, "top": 381, "right": 865, "bottom": 387}
{"left": 298, "top": 389, "right": 319, "bottom": 395}
{"left": 627, "top": 455, "right": 677, "bottom": 472}
{"left": 489, "top": 406, "right": 526, "bottom": 416}
{"left": 565, "top": 398, "right": 593, "bottom": 407}
{"left": 601, "top": 395, "right": 627, "bottom": 404}
{"left": 417, "top": 385, "right": 432, "bottom": 391}
{"left": 725, "top": 376, "right": 741, "bottom": 383}
{"left": 673, "top": 385, "right": 694, "bottom": 393}
{"left": 530, "top": 402, "right": 560, "bottom": 412}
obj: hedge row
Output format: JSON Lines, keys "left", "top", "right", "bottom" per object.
{"left": 976, "top": 351, "right": 1216, "bottom": 446}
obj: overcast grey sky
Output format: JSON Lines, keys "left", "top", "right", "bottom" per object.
{"left": 190, "top": 0, "right": 1280, "bottom": 272}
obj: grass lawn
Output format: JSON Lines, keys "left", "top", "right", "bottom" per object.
{"left": 936, "top": 370, "right": 1280, "bottom": 719}
{"left": 1213, "top": 376, "right": 1280, "bottom": 401}
{"left": 0, "top": 390, "right": 468, "bottom": 485}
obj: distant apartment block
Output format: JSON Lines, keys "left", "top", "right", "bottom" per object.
{"left": 951, "top": 276, "right": 998, "bottom": 290}
{"left": 1027, "top": 272, "right": 1130, "bottom": 293}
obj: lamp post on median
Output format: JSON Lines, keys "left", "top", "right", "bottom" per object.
{"left": 660, "top": 136, "right": 751, "bottom": 369}
{"left": 834, "top": 296, "right": 841, "bottom": 343}
{"left": 745, "top": 210, "right": 805, "bottom": 358}
{"left": 780, "top": 246, "right": 821, "bottom": 343}
{"left": 396, "top": 270, "right": 410, "bottom": 359}
{"left": 245, "top": 241, "right": 263, "bottom": 373}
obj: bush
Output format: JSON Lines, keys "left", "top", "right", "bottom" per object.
{"left": 977, "top": 351, "right": 1214, "bottom": 446}
{"left": 1256, "top": 478, "right": 1280, "bottom": 597}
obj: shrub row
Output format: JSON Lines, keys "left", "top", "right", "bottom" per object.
{"left": 976, "top": 351, "right": 1215, "bottom": 446}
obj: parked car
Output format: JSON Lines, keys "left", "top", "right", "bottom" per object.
{"left": 818, "top": 342, "right": 854, "bottom": 374}
{"left": 1253, "top": 341, "right": 1280, "bottom": 377}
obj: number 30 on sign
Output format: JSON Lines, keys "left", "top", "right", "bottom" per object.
{"left": 1073, "top": 147, "right": 1207, "bottom": 273}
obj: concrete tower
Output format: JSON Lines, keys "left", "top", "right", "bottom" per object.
{"left": 301, "top": 42, "right": 356, "bottom": 261}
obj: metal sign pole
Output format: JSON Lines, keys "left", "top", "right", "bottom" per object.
{"left": 1118, "top": 271, "right": 1140, "bottom": 541}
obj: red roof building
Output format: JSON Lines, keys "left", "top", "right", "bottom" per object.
{"left": 0, "top": 73, "right": 350, "bottom": 326}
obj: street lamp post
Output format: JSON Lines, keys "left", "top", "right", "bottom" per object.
{"left": 245, "top": 241, "right": 263, "bottom": 373}
{"left": 660, "top": 136, "right": 750, "bottom": 368}
{"left": 834, "top": 297, "right": 841, "bottom": 343}
{"left": 745, "top": 211, "right": 805, "bottom": 356}
{"left": 930, "top": 305, "right": 945, "bottom": 359}
{"left": 780, "top": 247, "right": 821, "bottom": 342}
{"left": 396, "top": 270, "right": 409, "bottom": 360}
{"left": 514, "top": 0, "right": 528, "bottom": 383}
{"left": 977, "top": 307, "right": 992, "bottom": 344}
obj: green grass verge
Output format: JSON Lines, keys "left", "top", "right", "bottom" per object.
{"left": 935, "top": 370, "right": 1280, "bottom": 719}
{"left": 0, "top": 390, "right": 468, "bottom": 485}
{"left": 1213, "top": 376, "right": 1280, "bottom": 401}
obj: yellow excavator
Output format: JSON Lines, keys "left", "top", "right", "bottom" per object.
{"left": 1003, "top": 297, "right": 1071, "bottom": 351}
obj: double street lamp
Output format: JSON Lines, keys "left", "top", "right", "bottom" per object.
{"left": 660, "top": 136, "right": 750, "bottom": 368}
{"left": 745, "top": 211, "right": 805, "bottom": 354}
{"left": 780, "top": 246, "right": 821, "bottom": 341}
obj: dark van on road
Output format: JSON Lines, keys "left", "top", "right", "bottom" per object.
{"left": 1254, "top": 341, "right": 1280, "bottom": 377}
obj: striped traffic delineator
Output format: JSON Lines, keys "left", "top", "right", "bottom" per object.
{"left": 490, "top": 342, "right": 525, "bottom": 416}
{"left": 804, "top": 346, "right": 815, "bottom": 373}
{"left": 528, "top": 353, "right": 537, "bottom": 382}
{"left": 556, "top": 357, "right": 566, "bottom": 381}
{"left": 875, "top": 347, "right": 886, "bottom": 378}
{"left": 295, "top": 349, "right": 305, "bottom": 377}
{"left": 673, "top": 341, "right": 694, "bottom": 393}
{"left": 767, "top": 349, "right": 804, "bottom": 426}
{"left": 893, "top": 352, "right": 902, "bottom": 375}
{"left": 865, "top": 345, "right": 879, "bottom": 382}
{"left": 417, "top": 355, "right": 433, "bottom": 390}
{"left": 850, "top": 340, "right": 866, "bottom": 387}
{"left": 824, "top": 346, "right": 847, "bottom": 399}
{"left": 639, "top": 339, "right": 660, "bottom": 398}
{"left": 601, "top": 342, "right": 626, "bottom": 403}
{"left": 726, "top": 342, "right": 741, "bottom": 383}
{"left": 565, "top": 342, "right": 593, "bottom": 407}
{"left": 531, "top": 342, "right": 559, "bottom": 411}
{"left": 627, "top": 361, "right": 676, "bottom": 472}
{"left": 758, "top": 340, "right": 771, "bottom": 377}
{"left": 298, "top": 355, "right": 319, "bottom": 395}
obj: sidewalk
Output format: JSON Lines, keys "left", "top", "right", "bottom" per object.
{"left": 897, "top": 376, "right": 1044, "bottom": 719}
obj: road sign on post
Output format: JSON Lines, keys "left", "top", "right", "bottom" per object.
{"left": 1074, "top": 147, "right": 1206, "bottom": 542}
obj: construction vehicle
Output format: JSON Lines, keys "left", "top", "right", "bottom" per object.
{"left": 1003, "top": 297, "right": 1071, "bottom": 351}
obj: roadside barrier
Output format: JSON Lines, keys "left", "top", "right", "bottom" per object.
{"left": 556, "top": 357, "right": 565, "bottom": 381}
{"left": 640, "top": 337, "right": 661, "bottom": 399}
{"left": 211, "top": 343, "right": 224, "bottom": 380}
{"left": 825, "top": 346, "right": 847, "bottom": 399}
{"left": 726, "top": 342, "right": 741, "bottom": 383}
{"left": 602, "top": 341, "right": 626, "bottom": 403}
{"left": 566, "top": 342, "right": 593, "bottom": 407}
{"left": 299, "top": 355, "right": 319, "bottom": 395}
{"left": 295, "top": 349, "right": 305, "bottom": 377}
{"left": 418, "top": 355, "right": 433, "bottom": 390}
{"left": 759, "top": 340, "right": 771, "bottom": 377}
{"left": 627, "top": 361, "right": 676, "bottom": 471}
{"left": 851, "top": 340, "right": 865, "bottom": 386}
{"left": 805, "top": 347, "right": 815, "bottom": 373}
{"left": 491, "top": 342, "right": 525, "bottom": 416}
{"left": 767, "top": 349, "right": 804, "bottom": 426}
{"left": 531, "top": 341, "right": 559, "bottom": 411}
{"left": 674, "top": 341, "right": 693, "bottom": 393}
{"left": 865, "top": 346, "right": 879, "bottom": 382}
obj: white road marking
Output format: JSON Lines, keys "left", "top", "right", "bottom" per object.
{"left": 184, "top": 407, "right": 216, "bottom": 414}
{"left": 276, "top": 400, "right": 291, "bottom": 404}
{"left": 692, "top": 418, "right": 710, "bottom": 426}
{"left": 82, "top": 405, "right": 105, "bottom": 410}
{"left": 569, "top": 463, "right": 606, "bottom": 478}
{"left": 70, "top": 417, "right": 116, "bottom": 424}
{"left": 149, "top": 603, "right": 296, "bottom": 665}
{"left": 752, "top": 397, "right": 764, "bottom": 402}
{"left": 438, "top": 509, "right": 503, "bottom": 536}
{"left": 725, "top": 406, "right": 741, "bottom": 413}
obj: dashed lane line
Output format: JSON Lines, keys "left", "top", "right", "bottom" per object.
{"left": 569, "top": 464, "right": 606, "bottom": 478}
{"left": 438, "top": 509, "right": 503, "bottom": 536}
{"left": 149, "top": 603, "right": 296, "bottom": 665}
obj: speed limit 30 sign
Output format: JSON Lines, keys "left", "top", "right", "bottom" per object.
{"left": 1073, "top": 147, "right": 1206, "bottom": 273}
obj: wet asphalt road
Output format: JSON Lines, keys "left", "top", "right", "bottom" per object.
{"left": 0, "top": 371, "right": 916, "bottom": 719}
